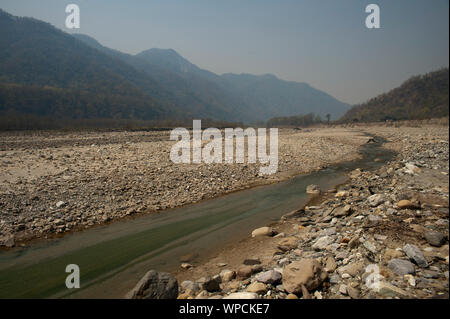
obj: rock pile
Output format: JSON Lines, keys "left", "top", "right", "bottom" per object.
{"left": 175, "top": 125, "right": 448, "bottom": 299}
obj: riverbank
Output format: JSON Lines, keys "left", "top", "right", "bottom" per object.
{"left": 0, "top": 127, "right": 370, "bottom": 248}
{"left": 172, "top": 123, "right": 449, "bottom": 299}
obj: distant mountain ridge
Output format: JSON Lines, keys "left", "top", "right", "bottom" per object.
{"left": 0, "top": 8, "right": 351, "bottom": 127}
{"left": 341, "top": 68, "right": 449, "bottom": 122}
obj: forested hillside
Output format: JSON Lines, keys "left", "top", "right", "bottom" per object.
{"left": 341, "top": 69, "right": 449, "bottom": 122}
{"left": 0, "top": 8, "right": 356, "bottom": 129}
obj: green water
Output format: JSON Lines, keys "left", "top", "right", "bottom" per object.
{"left": 0, "top": 136, "right": 395, "bottom": 299}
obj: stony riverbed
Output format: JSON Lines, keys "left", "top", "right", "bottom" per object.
{"left": 0, "top": 127, "right": 369, "bottom": 247}
{"left": 168, "top": 123, "right": 449, "bottom": 299}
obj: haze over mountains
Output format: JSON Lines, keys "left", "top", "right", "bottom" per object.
{"left": 0, "top": 9, "right": 350, "bottom": 128}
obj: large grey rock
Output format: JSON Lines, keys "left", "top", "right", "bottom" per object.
{"left": 255, "top": 270, "right": 282, "bottom": 285}
{"left": 403, "top": 244, "right": 429, "bottom": 268}
{"left": 388, "top": 259, "right": 416, "bottom": 275}
{"left": 312, "top": 236, "right": 333, "bottom": 251}
{"left": 126, "top": 270, "right": 178, "bottom": 299}
{"left": 282, "top": 259, "right": 327, "bottom": 294}
{"left": 424, "top": 231, "right": 446, "bottom": 247}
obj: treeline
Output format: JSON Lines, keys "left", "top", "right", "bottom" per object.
{"left": 341, "top": 68, "right": 449, "bottom": 122}
{"left": 0, "top": 82, "right": 174, "bottom": 122}
{"left": 0, "top": 109, "right": 244, "bottom": 131}
{"left": 266, "top": 113, "right": 330, "bottom": 127}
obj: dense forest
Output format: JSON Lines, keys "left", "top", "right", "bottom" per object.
{"left": 266, "top": 113, "right": 328, "bottom": 127}
{"left": 341, "top": 68, "right": 449, "bottom": 122}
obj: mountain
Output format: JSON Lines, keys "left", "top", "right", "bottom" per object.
{"left": 218, "top": 73, "right": 350, "bottom": 122}
{"left": 341, "top": 68, "right": 449, "bottom": 122}
{"left": 0, "top": 8, "right": 351, "bottom": 128}
{"left": 133, "top": 47, "right": 350, "bottom": 122}
{"left": 0, "top": 9, "right": 179, "bottom": 121}
{"left": 74, "top": 35, "right": 250, "bottom": 122}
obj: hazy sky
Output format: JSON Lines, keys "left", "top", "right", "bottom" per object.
{"left": 1, "top": 0, "right": 448, "bottom": 104}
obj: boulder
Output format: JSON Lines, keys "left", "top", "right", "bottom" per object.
{"left": 312, "top": 235, "right": 333, "bottom": 251}
{"left": 251, "top": 227, "right": 273, "bottom": 238}
{"left": 199, "top": 276, "right": 221, "bottom": 292}
{"left": 403, "top": 244, "right": 429, "bottom": 268}
{"left": 277, "top": 237, "right": 298, "bottom": 252}
{"left": 338, "top": 262, "right": 364, "bottom": 277}
{"left": 424, "top": 231, "right": 446, "bottom": 247}
{"left": 219, "top": 270, "right": 235, "bottom": 283}
{"left": 255, "top": 270, "right": 282, "bottom": 285}
{"left": 282, "top": 259, "right": 327, "bottom": 294}
{"left": 237, "top": 266, "right": 254, "bottom": 279}
{"left": 125, "top": 270, "right": 178, "bottom": 299}
{"left": 246, "top": 282, "right": 267, "bottom": 294}
{"left": 388, "top": 259, "right": 416, "bottom": 275}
